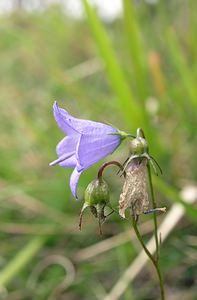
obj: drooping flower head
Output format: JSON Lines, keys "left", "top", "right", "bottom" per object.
{"left": 50, "top": 102, "right": 128, "bottom": 198}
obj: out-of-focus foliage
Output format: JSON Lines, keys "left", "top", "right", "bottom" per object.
{"left": 0, "top": 1, "right": 196, "bottom": 299}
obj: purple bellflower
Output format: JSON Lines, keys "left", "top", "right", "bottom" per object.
{"left": 50, "top": 102, "right": 125, "bottom": 199}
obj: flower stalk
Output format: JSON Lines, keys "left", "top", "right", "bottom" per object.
{"left": 97, "top": 160, "right": 126, "bottom": 182}
{"left": 131, "top": 216, "right": 165, "bottom": 300}
{"left": 147, "top": 162, "right": 160, "bottom": 261}
{"left": 128, "top": 158, "right": 165, "bottom": 299}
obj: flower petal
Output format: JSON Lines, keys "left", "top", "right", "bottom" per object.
{"left": 49, "top": 152, "right": 77, "bottom": 168}
{"left": 58, "top": 155, "right": 77, "bottom": 168}
{"left": 56, "top": 135, "right": 79, "bottom": 157}
{"left": 53, "top": 102, "right": 118, "bottom": 135}
{"left": 67, "top": 117, "right": 118, "bottom": 135}
{"left": 53, "top": 102, "right": 79, "bottom": 134}
{"left": 70, "top": 167, "right": 82, "bottom": 199}
{"left": 77, "top": 128, "right": 121, "bottom": 170}
{"left": 50, "top": 135, "right": 79, "bottom": 168}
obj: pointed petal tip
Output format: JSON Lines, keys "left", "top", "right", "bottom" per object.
{"left": 53, "top": 101, "right": 68, "bottom": 114}
{"left": 52, "top": 100, "right": 78, "bottom": 134}
{"left": 53, "top": 101, "right": 67, "bottom": 116}
{"left": 70, "top": 167, "right": 82, "bottom": 200}
{"left": 72, "top": 187, "right": 78, "bottom": 199}
{"left": 53, "top": 100, "right": 59, "bottom": 112}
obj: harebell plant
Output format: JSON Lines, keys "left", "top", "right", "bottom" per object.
{"left": 50, "top": 103, "right": 166, "bottom": 299}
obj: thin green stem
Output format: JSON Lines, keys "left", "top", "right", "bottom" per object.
{"left": 132, "top": 217, "right": 165, "bottom": 300}
{"left": 147, "top": 162, "right": 159, "bottom": 261}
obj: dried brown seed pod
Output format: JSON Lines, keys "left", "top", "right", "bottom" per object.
{"left": 119, "top": 158, "right": 149, "bottom": 219}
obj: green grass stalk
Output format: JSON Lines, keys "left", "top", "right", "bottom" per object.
{"left": 0, "top": 236, "right": 46, "bottom": 287}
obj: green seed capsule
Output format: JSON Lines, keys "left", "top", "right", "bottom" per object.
{"left": 79, "top": 178, "right": 110, "bottom": 234}
{"left": 129, "top": 136, "right": 148, "bottom": 156}
{"left": 84, "top": 179, "right": 110, "bottom": 206}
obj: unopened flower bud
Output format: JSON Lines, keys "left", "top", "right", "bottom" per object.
{"left": 79, "top": 160, "right": 125, "bottom": 234}
{"left": 84, "top": 179, "right": 110, "bottom": 206}
{"left": 129, "top": 136, "right": 148, "bottom": 156}
{"left": 79, "top": 178, "right": 110, "bottom": 234}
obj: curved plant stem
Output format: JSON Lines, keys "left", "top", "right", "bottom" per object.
{"left": 147, "top": 162, "right": 159, "bottom": 260}
{"left": 132, "top": 217, "right": 165, "bottom": 300}
{"left": 97, "top": 161, "right": 126, "bottom": 182}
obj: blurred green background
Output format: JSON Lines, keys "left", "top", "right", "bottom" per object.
{"left": 0, "top": 0, "right": 196, "bottom": 299}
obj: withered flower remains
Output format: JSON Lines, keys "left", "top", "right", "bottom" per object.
{"left": 119, "top": 158, "right": 149, "bottom": 218}
{"left": 119, "top": 128, "right": 162, "bottom": 218}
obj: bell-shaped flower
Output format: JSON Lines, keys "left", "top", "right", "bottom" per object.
{"left": 50, "top": 102, "right": 124, "bottom": 199}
